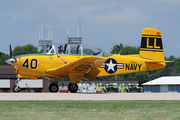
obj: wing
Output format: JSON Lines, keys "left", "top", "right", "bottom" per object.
{"left": 45, "top": 56, "right": 106, "bottom": 78}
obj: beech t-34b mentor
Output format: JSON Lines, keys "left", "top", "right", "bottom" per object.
{"left": 6, "top": 28, "right": 170, "bottom": 93}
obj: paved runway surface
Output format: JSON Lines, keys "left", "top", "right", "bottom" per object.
{"left": 0, "top": 93, "right": 180, "bottom": 100}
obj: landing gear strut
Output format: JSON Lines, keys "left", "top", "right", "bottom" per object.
{"left": 49, "top": 83, "right": 59, "bottom": 93}
{"left": 68, "top": 83, "right": 78, "bottom": 93}
{"left": 13, "top": 78, "right": 21, "bottom": 92}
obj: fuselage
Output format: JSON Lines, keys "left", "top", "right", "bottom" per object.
{"left": 13, "top": 53, "right": 166, "bottom": 79}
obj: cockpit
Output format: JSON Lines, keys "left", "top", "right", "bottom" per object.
{"left": 44, "top": 43, "right": 103, "bottom": 56}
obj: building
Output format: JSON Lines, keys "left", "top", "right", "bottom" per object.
{"left": 142, "top": 76, "right": 180, "bottom": 93}
{"left": 0, "top": 64, "right": 49, "bottom": 92}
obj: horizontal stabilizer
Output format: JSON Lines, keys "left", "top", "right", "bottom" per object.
{"left": 145, "top": 60, "right": 174, "bottom": 63}
{"left": 164, "top": 60, "right": 174, "bottom": 63}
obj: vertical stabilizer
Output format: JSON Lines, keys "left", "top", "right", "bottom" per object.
{"left": 140, "top": 28, "right": 165, "bottom": 61}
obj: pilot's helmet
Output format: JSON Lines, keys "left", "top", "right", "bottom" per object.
{"left": 58, "top": 45, "right": 63, "bottom": 49}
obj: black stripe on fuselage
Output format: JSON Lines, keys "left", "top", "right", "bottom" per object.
{"left": 142, "top": 34, "right": 161, "bottom": 37}
{"left": 140, "top": 48, "right": 163, "bottom": 52}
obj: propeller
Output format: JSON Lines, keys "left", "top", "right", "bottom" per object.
{"left": 9, "top": 41, "right": 12, "bottom": 58}
{"left": 5, "top": 41, "right": 15, "bottom": 65}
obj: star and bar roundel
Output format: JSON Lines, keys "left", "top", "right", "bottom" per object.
{"left": 100, "top": 58, "right": 124, "bottom": 74}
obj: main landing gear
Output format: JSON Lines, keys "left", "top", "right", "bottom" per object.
{"left": 48, "top": 82, "right": 78, "bottom": 93}
{"left": 68, "top": 83, "right": 78, "bottom": 93}
{"left": 49, "top": 83, "right": 59, "bottom": 92}
{"left": 13, "top": 78, "right": 21, "bottom": 92}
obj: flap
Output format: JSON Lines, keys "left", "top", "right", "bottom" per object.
{"left": 45, "top": 57, "right": 106, "bottom": 76}
{"left": 84, "top": 68, "right": 100, "bottom": 81}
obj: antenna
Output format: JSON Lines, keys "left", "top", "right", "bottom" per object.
{"left": 48, "top": 30, "right": 49, "bottom": 40}
{"left": 78, "top": 27, "right": 79, "bottom": 37}
{"left": 118, "top": 46, "right": 124, "bottom": 55}
{"left": 39, "top": 30, "right": 40, "bottom": 39}
{"left": 67, "top": 19, "right": 82, "bottom": 44}
{"left": 43, "top": 23, "right": 45, "bottom": 40}
{"left": 51, "top": 31, "right": 52, "bottom": 40}
{"left": 39, "top": 23, "right": 52, "bottom": 50}
{"left": 41, "top": 25, "right": 43, "bottom": 39}
{"left": 67, "top": 27, "right": 69, "bottom": 37}
{"left": 79, "top": 18, "right": 81, "bottom": 37}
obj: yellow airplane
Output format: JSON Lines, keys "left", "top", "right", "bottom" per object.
{"left": 6, "top": 28, "right": 169, "bottom": 93}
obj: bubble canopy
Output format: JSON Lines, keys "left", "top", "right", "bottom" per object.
{"left": 43, "top": 43, "right": 102, "bottom": 56}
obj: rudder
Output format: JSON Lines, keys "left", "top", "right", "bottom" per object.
{"left": 139, "top": 28, "right": 165, "bottom": 61}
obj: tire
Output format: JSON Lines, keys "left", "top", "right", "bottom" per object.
{"left": 13, "top": 85, "right": 21, "bottom": 93}
{"left": 68, "top": 83, "right": 78, "bottom": 93}
{"left": 49, "top": 83, "right": 59, "bottom": 93}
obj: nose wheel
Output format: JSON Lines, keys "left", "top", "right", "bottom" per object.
{"left": 68, "top": 83, "right": 78, "bottom": 93}
{"left": 13, "top": 85, "right": 21, "bottom": 92}
{"left": 12, "top": 78, "right": 21, "bottom": 93}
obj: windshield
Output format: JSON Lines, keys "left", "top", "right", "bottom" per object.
{"left": 52, "top": 43, "right": 102, "bottom": 56}
{"left": 82, "top": 45, "right": 101, "bottom": 56}
{"left": 44, "top": 43, "right": 112, "bottom": 57}
{"left": 43, "top": 45, "right": 52, "bottom": 53}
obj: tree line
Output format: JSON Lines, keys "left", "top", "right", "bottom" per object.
{"left": 0, "top": 44, "right": 43, "bottom": 64}
{"left": 0, "top": 43, "right": 179, "bottom": 85}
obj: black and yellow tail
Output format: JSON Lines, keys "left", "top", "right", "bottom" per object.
{"left": 139, "top": 28, "right": 165, "bottom": 61}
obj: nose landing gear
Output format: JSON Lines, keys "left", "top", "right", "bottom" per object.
{"left": 12, "top": 78, "right": 21, "bottom": 92}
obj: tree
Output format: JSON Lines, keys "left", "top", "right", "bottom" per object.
{"left": 12, "top": 44, "right": 39, "bottom": 56}
{"left": 110, "top": 43, "right": 139, "bottom": 55}
{"left": 0, "top": 52, "right": 10, "bottom": 64}
{"left": 0, "top": 44, "right": 41, "bottom": 64}
{"left": 111, "top": 43, "right": 124, "bottom": 54}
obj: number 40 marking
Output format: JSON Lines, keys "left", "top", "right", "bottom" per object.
{"left": 23, "top": 59, "right": 38, "bottom": 69}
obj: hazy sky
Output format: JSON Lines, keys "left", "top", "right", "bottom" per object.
{"left": 0, "top": 0, "right": 180, "bottom": 57}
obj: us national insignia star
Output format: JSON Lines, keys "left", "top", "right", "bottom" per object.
{"left": 104, "top": 58, "right": 117, "bottom": 74}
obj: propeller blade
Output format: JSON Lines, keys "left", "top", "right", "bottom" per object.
{"left": 9, "top": 41, "right": 12, "bottom": 58}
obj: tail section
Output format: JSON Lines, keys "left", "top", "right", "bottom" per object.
{"left": 139, "top": 28, "right": 165, "bottom": 61}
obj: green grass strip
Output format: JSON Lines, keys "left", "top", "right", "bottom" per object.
{"left": 0, "top": 100, "right": 180, "bottom": 120}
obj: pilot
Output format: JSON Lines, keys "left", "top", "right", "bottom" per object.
{"left": 58, "top": 45, "right": 64, "bottom": 54}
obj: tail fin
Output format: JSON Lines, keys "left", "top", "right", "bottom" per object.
{"left": 139, "top": 28, "right": 165, "bottom": 61}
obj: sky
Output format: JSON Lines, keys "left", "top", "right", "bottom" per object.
{"left": 0, "top": 0, "right": 180, "bottom": 57}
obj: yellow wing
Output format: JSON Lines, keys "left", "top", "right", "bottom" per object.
{"left": 45, "top": 56, "right": 106, "bottom": 81}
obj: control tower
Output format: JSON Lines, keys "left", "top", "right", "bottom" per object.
{"left": 68, "top": 36, "right": 82, "bottom": 44}
{"left": 67, "top": 19, "right": 82, "bottom": 44}
{"left": 39, "top": 23, "right": 52, "bottom": 50}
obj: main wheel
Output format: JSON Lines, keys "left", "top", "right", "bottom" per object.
{"left": 68, "top": 83, "right": 78, "bottom": 93}
{"left": 49, "top": 83, "right": 59, "bottom": 93}
{"left": 13, "top": 85, "right": 21, "bottom": 93}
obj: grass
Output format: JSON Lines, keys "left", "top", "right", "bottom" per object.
{"left": 0, "top": 100, "right": 180, "bottom": 120}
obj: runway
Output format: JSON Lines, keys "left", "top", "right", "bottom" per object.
{"left": 0, "top": 93, "right": 180, "bottom": 100}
